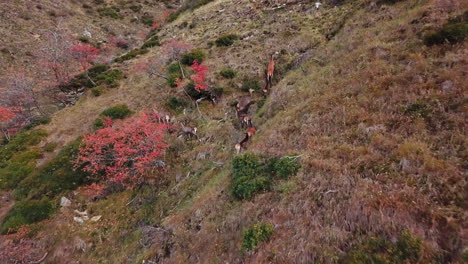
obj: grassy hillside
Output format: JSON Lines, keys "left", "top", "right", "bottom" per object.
{"left": 1, "top": 0, "right": 467, "bottom": 263}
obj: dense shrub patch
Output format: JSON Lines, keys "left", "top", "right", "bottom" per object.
{"left": 97, "top": 7, "right": 123, "bottom": 19}
{"left": 215, "top": 34, "right": 239, "bottom": 47}
{"left": 14, "top": 138, "right": 90, "bottom": 200}
{"left": 167, "top": 0, "right": 216, "bottom": 22}
{"left": 240, "top": 76, "right": 261, "bottom": 92}
{"left": 342, "top": 230, "right": 422, "bottom": 263}
{"left": 95, "top": 69, "right": 123, "bottom": 87}
{"left": 181, "top": 49, "right": 205, "bottom": 66}
{"left": 114, "top": 48, "right": 149, "bottom": 63}
{"left": 166, "top": 97, "right": 188, "bottom": 112}
{"left": 1, "top": 200, "right": 54, "bottom": 234}
{"left": 141, "top": 39, "right": 161, "bottom": 49}
{"left": 220, "top": 68, "right": 236, "bottom": 79}
{"left": 94, "top": 104, "right": 132, "bottom": 129}
{"left": 0, "top": 129, "right": 47, "bottom": 168}
{"left": 91, "top": 86, "right": 104, "bottom": 96}
{"left": 424, "top": 22, "right": 468, "bottom": 46}
{"left": 0, "top": 148, "right": 42, "bottom": 189}
{"left": 242, "top": 223, "right": 274, "bottom": 251}
{"left": 231, "top": 153, "right": 300, "bottom": 199}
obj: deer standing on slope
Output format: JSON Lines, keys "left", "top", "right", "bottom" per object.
{"left": 263, "top": 52, "right": 278, "bottom": 95}
{"left": 235, "top": 127, "right": 256, "bottom": 154}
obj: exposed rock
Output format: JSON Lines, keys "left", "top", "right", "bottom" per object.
{"left": 73, "top": 216, "right": 85, "bottom": 224}
{"left": 440, "top": 80, "right": 454, "bottom": 93}
{"left": 139, "top": 226, "right": 173, "bottom": 262}
{"left": 60, "top": 197, "right": 71, "bottom": 207}
{"left": 90, "top": 215, "right": 102, "bottom": 222}
{"left": 73, "top": 237, "right": 87, "bottom": 252}
{"left": 364, "top": 124, "right": 386, "bottom": 135}
{"left": 399, "top": 158, "right": 413, "bottom": 174}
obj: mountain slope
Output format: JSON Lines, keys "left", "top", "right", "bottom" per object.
{"left": 1, "top": 0, "right": 467, "bottom": 263}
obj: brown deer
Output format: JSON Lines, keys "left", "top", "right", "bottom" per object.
{"left": 236, "top": 96, "right": 255, "bottom": 115}
{"left": 180, "top": 125, "right": 198, "bottom": 139}
{"left": 235, "top": 127, "right": 256, "bottom": 154}
{"left": 239, "top": 115, "right": 253, "bottom": 128}
{"left": 263, "top": 52, "right": 278, "bottom": 95}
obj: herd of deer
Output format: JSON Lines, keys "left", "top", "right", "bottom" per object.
{"left": 155, "top": 53, "right": 277, "bottom": 154}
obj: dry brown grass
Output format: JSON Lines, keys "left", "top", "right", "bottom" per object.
{"left": 2, "top": 0, "right": 467, "bottom": 263}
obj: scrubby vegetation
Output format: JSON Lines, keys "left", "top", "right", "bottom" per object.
{"left": 215, "top": 34, "right": 239, "bottom": 47}
{"left": 231, "top": 153, "right": 300, "bottom": 199}
{"left": 181, "top": 49, "right": 205, "bottom": 65}
{"left": 166, "top": 96, "right": 188, "bottom": 112}
{"left": 97, "top": 6, "right": 123, "bottom": 19}
{"left": 343, "top": 230, "right": 422, "bottom": 263}
{"left": 220, "top": 68, "right": 236, "bottom": 79}
{"left": 424, "top": 20, "right": 468, "bottom": 46}
{"left": 114, "top": 48, "right": 149, "bottom": 63}
{"left": 93, "top": 104, "right": 132, "bottom": 129}
{"left": 1, "top": 200, "right": 53, "bottom": 234}
{"left": 242, "top": 223, "right": 274, "bottom": 251}
{"left": 240, "top": 76, "right": 261, "bottom": 92}
{"left": 167, "top": 0, "right": 216, "bottom": 22}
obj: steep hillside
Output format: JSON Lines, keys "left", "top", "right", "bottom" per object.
{"left": 1, "top": 0, "right": 467, "bottom": 263}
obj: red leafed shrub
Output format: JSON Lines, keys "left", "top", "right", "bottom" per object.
{"left": 191, "top": 60, "right": 208, "bottom": 92}
{"left": 0, "top": 107, "right": 15, "bottom": 122}
{"left": 0, "top": 226, "right": 44, "bottom": 264}
{"left": 69, "top": 43, "right": 100, "bottom": 71}
{"left": 76, "top": 111, "right": 170, "bottom": 188}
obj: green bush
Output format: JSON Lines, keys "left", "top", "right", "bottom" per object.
{"left": 167, "top": 62, "right": 181, "bottom": 74}
{"left": 378, "top": 0, "right": 405, "bottom": 4}
{"left": 91, "top": 86, "right": 104, "bottom": 96}
{"left": 215, "top": 34, "right": 239, "bottom": 47}
{"left": 181, "top": 49, "right": 205, "bottom": 66}
{"left": 185, "top": 82, "right": 211, "bottom": 100}
{"left": 231, "top": 153, "right": 272, "bottom": 200}
{"left": 424, "top": 22, "right": 468, "bottom": 46}
{"left": 342, "top": 230, "right": 422, "bottom": 264}
{"left": 141, "top": 39, "right": 160, "bottom": 49}
{"left": 95, "top": 69, "right": 123, "bottom": 87}
{"left": 101, "top": 104, "right": 132, "bottom": 119}
{"left": 21, "top": 116, "right": 50, "bottom": 131}
{"left": 93, "top": 104, "right": 132, "bottom": 129}
{"left": 0, "top": 148, "right": 42, "bottom": 189}
{"left": 114, "top": 48, "right": 149, "bottom": 63}
{"left": 404, "top": 101, "right": 431, "bottom": 118}
{"left": 141, "top": 15, "right": 154, "bottom": 26}
{"left": 1, "top": 200, "right": 54, "bottom": 234}
{"left": 240, "top": 76, "right": 261, "bottom": 92}
{"left": 0, "top": 129, "right": 47, "bottom": 168}
{"left": 211, "top": 86, "right": 224, "bottom": 98}
{"left": 44, "top": 142, "right": 57, "bottom": 152}
{"left": 97, "top": 7, "right": 123, "bottom": 19}
{"left": 129, "top": 5, "right": 142, "bottom": 12}
{"left": 167, "top": 74, "right": 180, "bottom": 88}
{"left": 166, "top": 97, "right": 188, "bottom": 112}
{"left": 88, "top": 64, "right": 110, "bottom": 78}
{"left": 167, "top": 0, "right": 216, "bottom": 22}
{"left": 79, "top": 36, "right": 90, "bottom": 43}
{"left": 242, "top": 223, "right": 274, "bottom": 251}
{"left": 14, "top": 138, "right": 90, "bottom": 200}
{"left": 231, "top": 154, "right": 301, "bottom": 200}
{"left": 220, "top": 68, "right": 236, "bottom": 79}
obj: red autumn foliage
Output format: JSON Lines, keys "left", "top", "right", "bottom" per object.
{"left": 191, "top": 60, "right": 208, "bottom": 92}
{"left": 69, "top": 43, "right": 100, "bottom": 72}
{"left": 0, "top": 226, "right": 44, "bottom": 264}
{"left": 76, "top": 111, "right": 170, "bottom": 188}
{"left": 0, "top": 107, "right": 15, "bottom": 122}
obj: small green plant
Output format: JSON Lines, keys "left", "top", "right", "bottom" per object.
{"left": 342, "top": 230, "right": 422, "bottom": 264}
{"left": 167, "top": 74, "right": 179, "bottom": 88}
{"left": 167, "top": 62, "right": 181, "bottom": 74}
{"left": 141, "top": 15, "right": 154, "bottom": 26}
{"left": 240, "top": 76, "right": 261, "bottom": 92}
{"left": 14, "top": 138, "right": 91, "bottom": 200}
{"left": 0, "top": 148, "right": 42, "bottom": 189}
{"left": 404, "top": 101, "right": 431, "bottom": 118}
{"left": 129, "top": 5, "right": 142, "bottom": 12}
{"left": 220, "top": 68, "right": 236, "bottom": 79}
{"left": 91, "top": 86, "right": 104, "bottom": 96}
{"left": 211, "top": 86, "right": 224, "bottom": 98}
{"left": 424, "top": 22, "right": 468, "bottom": 46}
{"left": 114, "top": 48, "right": 149, "bottom": 63}
{"left": 1, "top": 200, "right": 54, "bottom": 234}
{"left": 95, "top": 69, "right": 123, "bottom": 87}
{"left": 93, "top": 104, "right": 132, "bottom": 129}
{"left": 215, "top": 34, "right": 239, "bottom": 47}
{"left": 79, "top": 36, "right": 90, "bottom": 43}
{"left": 141, "top": 39, "right": 160, "bottom": 49}
{"left": 231, "top": 154, "right": 301, "bottom": 200}
{"left": 166, "top": 97, "right": 188, "bottom": 112}
{"left": 242, "top": 223, "right": 274, "bottom": 251}
{"left": 44, "top": 142, "right": 57, "bottom": 152}
{"left": 97, "top": 7, "right": 123, "bottom": 19}
{"left": 181, "top": 49, "right": 205, "bottom": 66}
{"left": 0, "top": 129, "right": 47, "bottom": 168}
